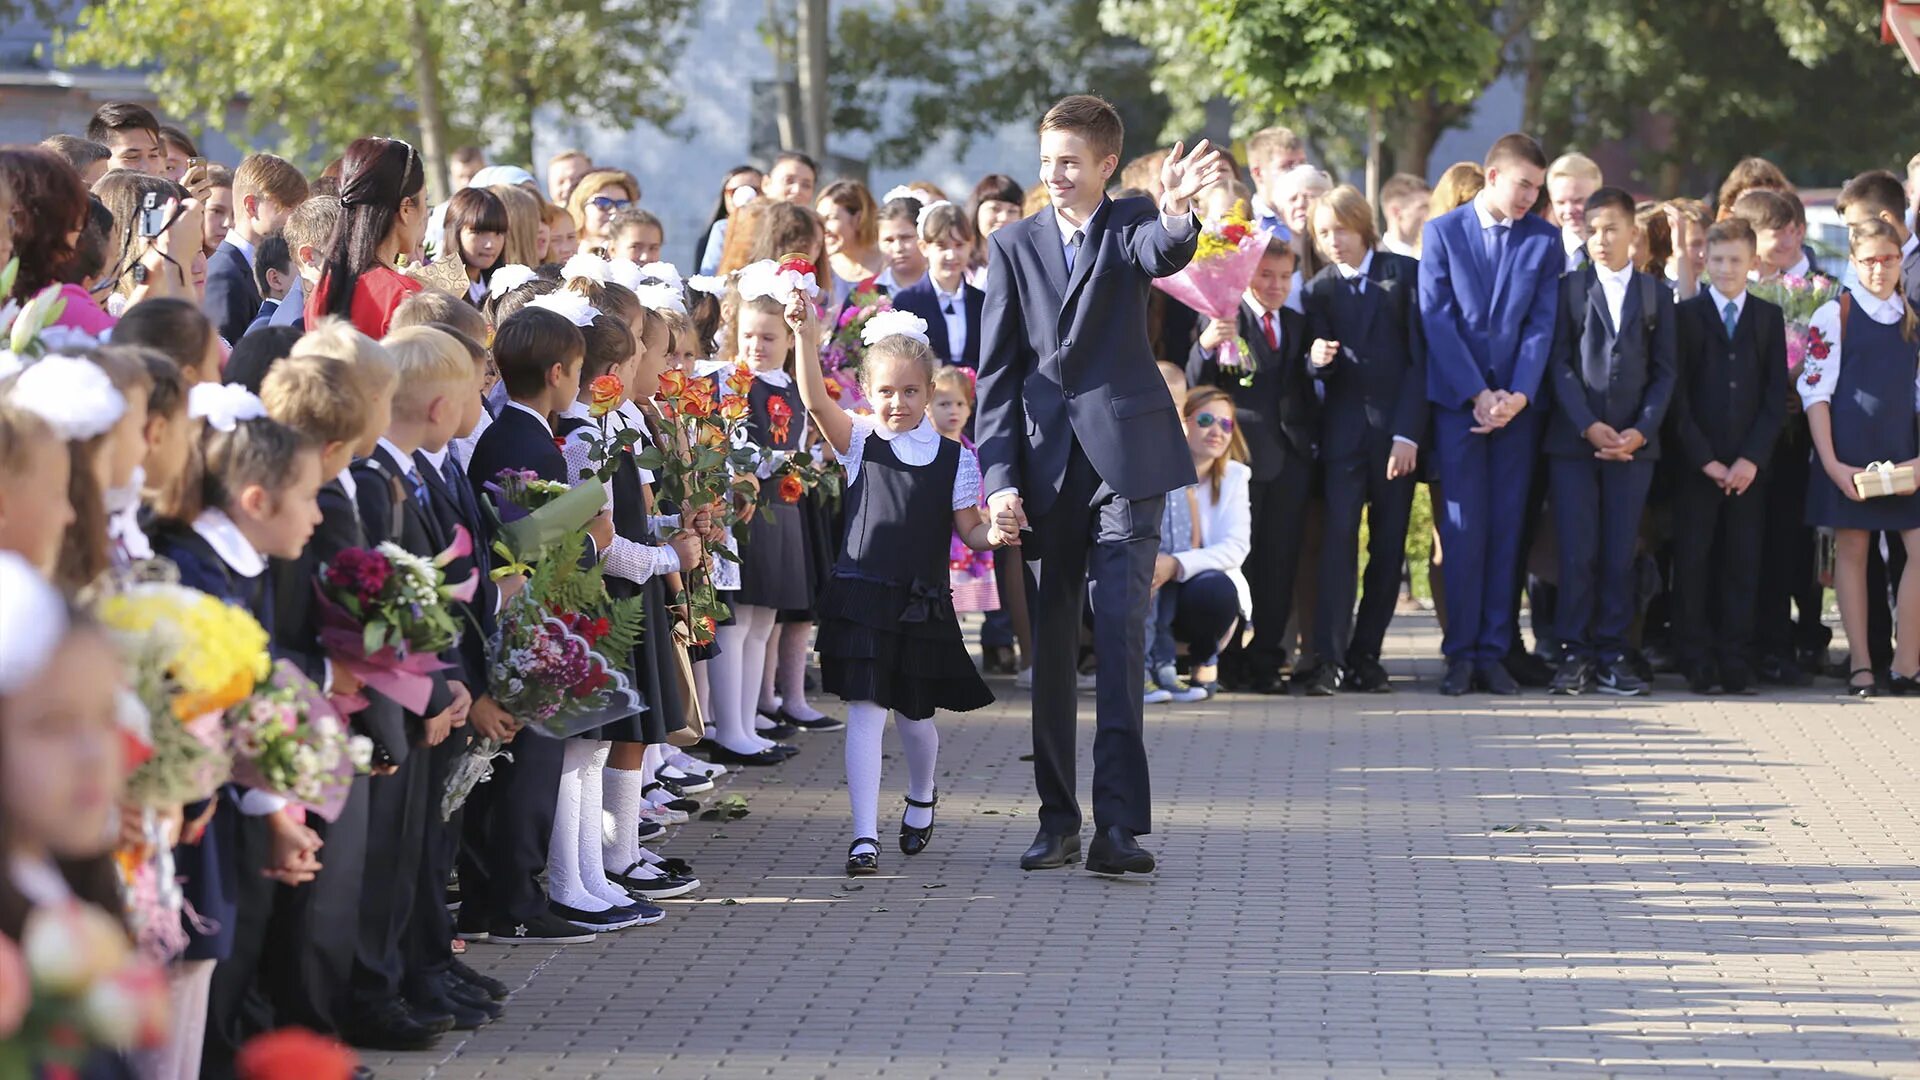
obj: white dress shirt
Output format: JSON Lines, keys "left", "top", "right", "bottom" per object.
{"left": 930, "top": 274, "right": 970, "bottom": 362}
{"left": 1708, "top": 284, "right": 1747, "bottom": 325}
{"left": 842, "top": 414, "right": 981, "bottom": 511}
{"left": 1382, "top": 235, "right": 1419, "bottom": 259}
{"left": 556, "top": 398, "right": 681, "bottom": 585}
{"left": 1595, "top": 260, "right": 1634, "bottom": 332}
{"left": 1798, "top": 283, "right": 1920, "bottom": 410}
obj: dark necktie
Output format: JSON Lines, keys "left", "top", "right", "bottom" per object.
{"left": 1064, "top": 230, "right": 1083, "bottom": 274}
{"left": 1261, "top": 311, "right": 1278, "bottom": 350}
{"left": 1485, "top": 221, "right": 1509, "bottom": 273}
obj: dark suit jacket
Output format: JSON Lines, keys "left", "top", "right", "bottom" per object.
{"left": 1417, "top": 203, "right": 1563, "bottom": 410}
{"left": 351, "top": 444, "right": 455, "bottom": 724}
{"left": 205, "top": 240, "right": 262, "bottom": 344}
{"left": 1302, "top": 253, "right": 1429, "bottom": 460}
{"left": 1544, "top": 265, "right": 1679, "bottom": 459}
{"left": 976, "top": 196, "right": 1200, "bottom": 513}
{"left": 1187, "top": 302, "right": 1315, "bottom": 482}
{"left": 468, "top": 403, "right": 569, "bottom": 497}
{"left": 1668, "top": 291, "right": 1789, "bottom": 470}
{"left": 417, "top": 449, "right": 498, "bottom": 695}
{"left": 243, "top": 298, "right": 280, "bottom": 339}
{"left": 892, "top": 275, "right": 985, "bottom": 368}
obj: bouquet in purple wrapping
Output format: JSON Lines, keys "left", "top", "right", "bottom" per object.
{"left": 1152, "top": 201, "right": 1271, "bottom": 387}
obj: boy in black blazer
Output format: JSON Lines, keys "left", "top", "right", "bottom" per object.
{"left": 892, "top": 201, "right": 986, "bottom": 368}
{"left": 1188, "top": 238, "right": 1318, "bottom": 693}
{"left": 1544, "top": 187, "right": 1678, "bottom": 697}
{"left": 1667, "top": 219, "right": 1788, "bottom": 693}
{"left": 1301, "top": 186, "right": 1428, "bottom": 694}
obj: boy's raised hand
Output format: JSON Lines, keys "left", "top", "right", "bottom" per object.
{"left": 1159, "top": 139, "right": 1231, "bottom": 217}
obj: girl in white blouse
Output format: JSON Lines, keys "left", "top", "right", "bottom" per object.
{"left": 1796, "top": 220, "right": 1920, "bottom": 697}
{"left": 1146, "top": 387, "right": 1254, "bottom": 702}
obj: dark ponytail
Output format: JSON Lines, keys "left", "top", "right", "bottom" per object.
{"left": 321, "top": 136, "right": 425, "bottom": 321}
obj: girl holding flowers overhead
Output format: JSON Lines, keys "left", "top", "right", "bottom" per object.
{"left": 790, "top": 298, "right": 1007, "bottom": 877}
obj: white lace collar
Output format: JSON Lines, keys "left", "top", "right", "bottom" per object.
{"left": 870, "top": 412, "right": 939, "bottom": 450}
{"left": 192, "top": 507, "right": 265, "bottom": 579}
{"left": 751, "top": 367, "right": 793, "bottom": 389}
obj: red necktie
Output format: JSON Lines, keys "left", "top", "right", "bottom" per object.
{"left": 1261, "top": 311, "right": 1278, "bottom": 350}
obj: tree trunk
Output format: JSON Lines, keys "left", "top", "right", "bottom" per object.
{"left": 1365, "top": 104, "right": 1382, "bottom": 210}
{"left": 404, "top": 0, "right": 449, "bottom": 203}
{"left": 768, "top": 0, "right": 799, "bottom": 151}
{"left": 796, "top": 0, "right": 829, "bottom": 160}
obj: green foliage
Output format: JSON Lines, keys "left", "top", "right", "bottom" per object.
{"left": 523, "top": 530, "right": 647, "bottom": 663}
{"left": 829, "top": 0, "right": 1169, "bottom": 168}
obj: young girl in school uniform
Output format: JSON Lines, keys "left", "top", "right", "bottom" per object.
{"left": 791, "top": 302, "right": 1004, "bottom": 875}
{"left": 1799, "top": 218, "right": 1920, "bottom": 698}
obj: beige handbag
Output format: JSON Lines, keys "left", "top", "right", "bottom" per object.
{"left": 664, "top": 616, "right": 706, "bottom": 747}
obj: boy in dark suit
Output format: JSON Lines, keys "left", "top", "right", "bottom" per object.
{"left": 1417, "top": 133, "right": 1564, "bottom": 696}
{"left": 892, "top": 201, "right": 985, "bottom": 368}
{"left": 206, "top": 153, "right": 310, "bottom": 343}
{"left": 1188, "top": 238, "right": 1317, "bottom": 693}
{"left": 1543, "top": 187, "right": 1678, "bottom": 696}
{"left": 459, "top": 307, "right": 615, "bottom": 940}
{"left": 1301, "top": 186, "right": 1427, "bottom": 694}
{"left": 1668, "top": 218, "right": 1788, "bottom": 693}
{"left": 976, "top": 94, "right": 1225, "bottom": 875}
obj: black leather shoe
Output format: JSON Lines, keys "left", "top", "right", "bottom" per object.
{"left": 1502, "top": 649, "right": 1554, "bottom": 687}
{"left": 756, "top": 717, "right": 800, "bottom": 740}
{"left": 1685, "top": 661, "right": 1720, "bottom": 695}
{"left": 1300, "top": 664, "right": 1340, "bottom": 697}
{"left": 1549, "top": 657, "right": 1595, "bottom": 696}
{"left": 1345, "top": 656, "right": 1390, "bottom": 692}
{"left": 899, "top": 790, "right": 937, "bottom": 855}
{"left": 409, "top": 989, "right": 491, "bottom": 1031}
{"left": 1719, "top": 662, "right": 1756, "bottom": 695}
{"left": 1019, "top": 829, "right": 1081, "bottom": 870}
{"left": 1758, "top": 654, "right": 1812, "bottom": 687}
{"left": 343, "top": 997, "right": 443, "bottom": 1052}
{"left": 448, "top": 958, "right": 509, "bottom": 1002}
{"left": 702, "top": 744, "right": 790, "bottom": 767}
{"left": 1085, "top": 826, "right": 1155, "bottom": 876}
{"left": 1243, "top": 668, "right": 1286, "bottom": 695}
{"left": 1439, "top": 658, "right": 1475, "bottom": 696}
{"left": 1477, "top": 661, "right": 1521, "bottom": 695}
{"left": 439, "top": 976, "right": 503, "bottom": 1017}
{"left": 846, "top": 838, "right": 880, "bottom": 876}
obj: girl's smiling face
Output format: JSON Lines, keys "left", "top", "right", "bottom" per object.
{"left": 737, "top": 305, "right": 791, "bottom": 372}
{"left": 865, "top": 351, "right": 930, "bottom": 434}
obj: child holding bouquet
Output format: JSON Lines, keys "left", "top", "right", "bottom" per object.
{"left": 791, "top": 300, "right": 1005, "bottom": 876}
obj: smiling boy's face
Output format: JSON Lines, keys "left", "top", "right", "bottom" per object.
{"left": 1039, "top": 129, "right": 1117, "bottom": 220}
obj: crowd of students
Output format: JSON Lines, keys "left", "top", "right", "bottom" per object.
{"left": 0, "top": 94, "right": 1916, "bottom": 1079}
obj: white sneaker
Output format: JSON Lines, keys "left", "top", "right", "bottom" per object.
{"left": 1015, "top": 667, "right": 1034, "bottom": 690}
{"left": 1168, "top": 684, "right": 1211, "bottom": 703}
{"left": 1144, "top": 686, "right": 1173, "bottom": 704}
{"left": 639, "top": 803, "right": 686, "bottom": 826}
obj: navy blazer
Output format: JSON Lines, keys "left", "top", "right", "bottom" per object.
{"left": 1668, "top": 291, "right": 1789, "bottom": 470}
{"left": 1543, "top": 266, "right": 1679, "bottom": 459}
{"left": 204, "top": 240, "right": 262, "bottom": 344}
{"left": 351, "top": 445, "right": 456, "bottom": 723}
{"left": 243, "top": 298, "right": 280, "bottom": 339}
{"left": 1303, "top": 253, "right": 1429, "bottom": 459}
{"left": 976, "top": 196, "right": 1200, "bottom": 512}
{"left": 468, "top": 403, "right": 569, "bottom": 498}
{"left": 892, "top": 275, "right": 984, "bottom": 368}
{"left": 1187, "top": 301, "right": 1316, "bottom": 481}
{"left": 417, "top": 448, "right": 498, "bottom": 696}
{"left": 1417, "top": 204, "right": 1563, "bottom": 410}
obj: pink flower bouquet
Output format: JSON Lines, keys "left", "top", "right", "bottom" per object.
{"left": 1154, "top": 203, "right": 1271, "bottom": 387}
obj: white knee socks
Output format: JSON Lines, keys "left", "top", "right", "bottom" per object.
{"left": 843, "top": 700, "right": 941, "bottom": 853}
{"left": 757, "top": 626, "right": 783, "bottom": 716}
{"left": 549, "top": 740, "right": 608, "bottom": 911}
{"left": 709, "top": 621, "right": 766, "bottom": 754}
{"left": 734, "top": 605, "right": 780, "bottom": 748}
{"left": 576, "top": 742, "right": 629, "bottom": 908}
{"left": 603, "top": 764, "right": 646, "bottom": 876}
{"left": 777, "top": 621, "right": 827, "bottom": 722}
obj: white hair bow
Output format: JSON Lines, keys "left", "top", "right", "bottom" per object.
{"left": 881, "top": 185, "right": 923, "bottom": 204}
{"left": 489, "top": 264, "right": 539, "bottom": 295}
{"left": 560, "top": 252, "right": 611, "bottom": 285}
{"left": 528, "top": 290, "right": 601, "bottom": 327}
{"left": 606, "top": 258, "right": 646, "bottom": 293}
{"left": 0, "top": 551, "right": 66, "bottom": 694}
{"left": 633, "top": 282, "right": 687, "bottom": 316}
{"left": 188, "top": 382, "right": 268, "bottom": 433}
{"left": 640, "top": 261, "right": 683, "bottom": 289}
{"left": 687, "top": 274, "right": 728, "bottom": 297}
{"left": 737, "top": 259, "right": 821, "bottom": 305}
{"left": 861, "top": 310, "right": 930, "bottom": 347}
{"left": 9, "top": 353, "right": 127, "bottom": 440}
{"left": 916, "top": 199, "right": 954, "bottom": 229}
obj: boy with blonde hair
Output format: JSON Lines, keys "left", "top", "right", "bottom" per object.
{"left": 270, "top": 194, "right": 341, "bottom": 328}
{"left": 209, "top": 153, "right": 310, "bottom": 340}
{"left": 1247, "top": 126, "right": 1307, "bottom": 239}
{"left": 1546, "top": 152, "right": 1603, "bottom": 273}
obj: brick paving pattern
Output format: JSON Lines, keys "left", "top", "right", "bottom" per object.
{"left": 373, "top": 616, "right": 1920, "bottom": 1079}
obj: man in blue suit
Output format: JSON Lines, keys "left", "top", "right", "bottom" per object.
{"left": 977, "top": 94, "right": 1225, "bottom": 875}
{"left": 1417, "top": 133, "right": 1563, "bottom": 696}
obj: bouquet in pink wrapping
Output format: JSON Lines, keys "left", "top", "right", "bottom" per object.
{"left": 1153, "top": 202, "right": 1271, "bottom": 388}
{"left": 314, "top": 526, "right": 478, "bottom": 715}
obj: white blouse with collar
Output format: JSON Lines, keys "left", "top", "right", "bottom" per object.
{"left": 1798, "top": 283, "right": 1920, "bottom": 410}
{"left": 843, "top": 414, "right": 980, "bottom": 512}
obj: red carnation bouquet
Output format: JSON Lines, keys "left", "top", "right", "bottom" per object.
{"left": 1154, "top": 200, "right": 1271, "bottom": 387}
{"left": 315, "top": 528, "right": 477, "bottom": 715}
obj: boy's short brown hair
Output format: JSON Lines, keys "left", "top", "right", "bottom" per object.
{"left": 1668, "top": 197, "right": 1711, "bottom": 227}
{"left": 1836, "top": 169, "right": 1905, "bottom": 225}
{"left": 1263, "top": 235, "right": 1296, "bottom": 261}
{"left": 282, "top": 195, "right": 341, "bottom": 268}
{"left": 234, "top": 153, "right": 310, "bottom": 209}
{"left": 39, "top": 134, "right": 110, "bottom": 173}
{"left": 391, "top": 289, "right": 489, "bottom": 343}
{"left": 1119, "top": 151, "right": 1167, "bottom": 193}
{"left": 1379, "top": 173, "right": 1430, "bottom": 208}
{"left": 1704, "top": 217, "right": 1757, "bottom": 253}
{"left": 1731, "top": 189, "right": 1797, "bottom": 232}
{"left": 495, "top": 307, "right": 585, "bottom": 400}
{"left": 1484, "top": 133, "right": 1548, "bottom": 172}
{"left": 1039, "top": 95, "right": 1124, "bottom": 162}
{"left": 262, "top": 354, "right": 365, "bottom": 446}
{"left": 1246, "top": 126, "right": 1302, "bottom": 163}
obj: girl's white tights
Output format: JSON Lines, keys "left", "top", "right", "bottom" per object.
{"left": 710, "top": 611, "right": 778, "bottom": 754}
{"left": 776, "top": 620, "right": 828, "bottom": 722}
{"left": 549, "top": 740, "right": 628, "bottom": 910}
{"left": 844, "top": 700, "right": 939, "bottom": 857}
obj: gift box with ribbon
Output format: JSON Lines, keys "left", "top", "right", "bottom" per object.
{"left": 1851, "top": 460, "right": 1918, "bottom": 499}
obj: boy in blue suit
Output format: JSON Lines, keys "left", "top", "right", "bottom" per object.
{"left": 1417, "top": 133, "right": 1563, "bottom": 696}
{"left": 977, "top": 94, "right": 1226, "bottom": 875}
{"left": 1543, "top": 187, "right": 1677, "bottom": 696}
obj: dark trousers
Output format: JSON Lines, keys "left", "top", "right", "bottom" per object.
{"left": 1148, "top": 569, "right": 1242, "bottom": 669}
{"left": 351, "top": 743, "right": 431, "bottom": 1006}
{"left": 1671, "top": 471, "right": 1767, "bottom": 669}
{"left": 1313, "top": 443, "right": 1416, "bottom": 666}
{"left": 1757, "top": 420, "right": 1827, "bottom": 660}
{"left": 1432, "top": 406, "right": 1545, "bottom": 661}
{"left": 1239, "top": 453, "right": 1314, "bottom": 673}
{"left": 256, "top": 776, "right": 369, "bottom": 1039}
{"left": 404, "top": 733, "right": 467, "bottom": 1000}
{"left": 457, "top": 728, "right": 562, "bottom": 925}
{"left": 201, "top": 812, "right": 276, "bottom": 1080}
{"left": 1549, "top": 455, "right": 1656, "bottom": 663}
{"left": 1029, "top": 441, "right": 1162, "bottom": 837}
{"left": 1866, "top": 537, "right": 1908, "bottom": 677}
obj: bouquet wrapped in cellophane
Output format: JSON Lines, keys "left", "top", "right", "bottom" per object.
{"left": 1152, "top": 201, "right": 1272, "bottom": 387}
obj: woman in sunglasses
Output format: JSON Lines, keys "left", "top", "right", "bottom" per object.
{"left": 1144, "top": 387, "right": 1254, "bottom": 703}
{"left": 565, "top": 168, "right": 640, "bottom": 254}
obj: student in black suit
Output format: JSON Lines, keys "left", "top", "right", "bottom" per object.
{"left": 1543, "top": 187, "right": 1678, "bottom": 697}
{"left": 892, "top": 201, "right": 986, "bottom": 369}
{"left": 976, "top": 95, "right": 1226, "bottom": 875}
{"left": 1300, "top": 186, "right": 1427, "bottom": 694}
{"left": 340, "top": 328, "right": 475, "bottom": 1052}
{"left": 1667, "top": 218, "right": 1788, "bottom": 693}
{"left": 1188, "top": 237, "right": 1317, "bottom": 693}
{"left": 459, "top": 307, "right": 615, "bottom": 943}
{"left": 205, "top": 153, "right": 310, "bottom": 342}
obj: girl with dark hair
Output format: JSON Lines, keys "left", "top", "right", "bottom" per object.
{"left": 967, "top": 173, "right": 1025, "bottom": 286}
{"left": 695, "top": 164, "right": 763, "bottom": 275}
{"left": 307, "top": 135, "right": 428, "bottom": 338}
{"left": 442, "top": 186, "right": 509, "bottom": 305}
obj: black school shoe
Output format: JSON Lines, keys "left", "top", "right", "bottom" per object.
{"left": 1596, "top": 658, "right": 1650, "bottom": 697}
{"left": 448, "top": 958, "right": 509, "bottom": 1002}
{"left": 1550, "top": 657, "right": 1596, "bottom": 696}
{"left": 1685, "top": 661, "right": 1720, "bottom": 696}
{"left": 342, "top": 996, "right": 443, "bottom": 1052}
{"left": 608, "top": 861, "right": 701, "bottom": 900}
{"left": 1344, "top": 656, "right": 1391, "bottom": 693}
{"left": 779, "top": 708, "right": 847, "bottom": 733}
{"left": 483, "top": 912, "right": 597, "bottom": 945}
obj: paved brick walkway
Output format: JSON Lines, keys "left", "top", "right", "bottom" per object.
{"left": 374, "top": 617, "right": 1920, "bottom": 1078}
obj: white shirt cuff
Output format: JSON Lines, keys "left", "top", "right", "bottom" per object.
{"left": 1392, "top": 436, "right": 1419, "bottom": 449}
{"left": 238, "top": 790, "right": 289, "bottom": 816}
{"left": 1160, "top": 211, "right": 1198, "bottom": 241}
